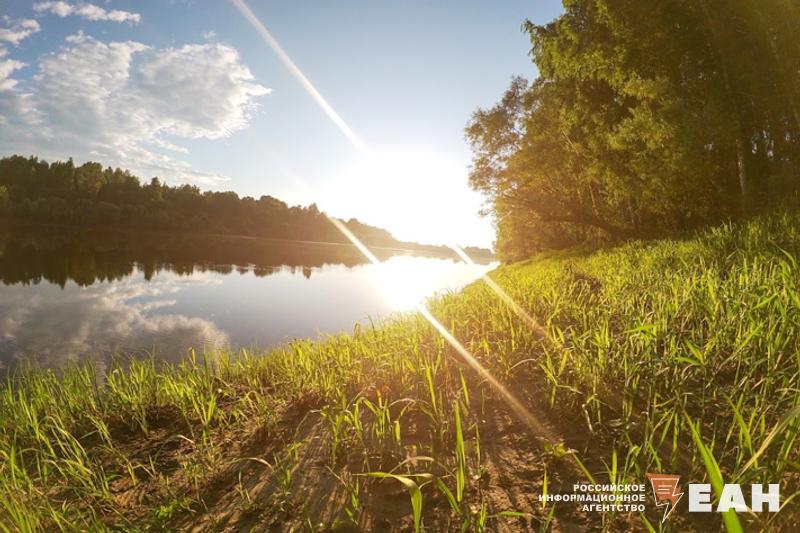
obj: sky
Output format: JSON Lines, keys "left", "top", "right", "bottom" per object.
{"left": 0, "top": 0, "right": 564, "bottom": 248}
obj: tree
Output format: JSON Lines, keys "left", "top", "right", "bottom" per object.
{"left": 74, "top": 162, "right": 104, "bottom": 196}
{"left": 0, "top": 154, "right": 467, "bottom": 252}
{"left": 467, "top": 0, "right": 800, "bottom": 260}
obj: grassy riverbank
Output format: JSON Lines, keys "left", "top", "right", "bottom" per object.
{"left": 3, "top": 212, "right": 800, "bottom": 531}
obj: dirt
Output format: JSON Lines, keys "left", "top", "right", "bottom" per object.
{"left": 93, "top": 367, "right": 737, "bottom": 532}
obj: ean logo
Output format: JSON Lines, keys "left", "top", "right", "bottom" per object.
{"left": 647, "top": 473, "right": 683, "bottom": 523}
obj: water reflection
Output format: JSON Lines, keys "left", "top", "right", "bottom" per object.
{"left": 0, "top": 274, "right": 229, "bottom": 370}
{"left": 0, "top": 227, "right": 386, "bottom": 287}
{"left": 0, "top": 227, "right": 495, "bottom": 371}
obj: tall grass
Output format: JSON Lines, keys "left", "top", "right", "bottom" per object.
{"left": 1, "top": 210, "right": 800, "bottom": 530}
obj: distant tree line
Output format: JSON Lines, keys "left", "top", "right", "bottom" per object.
{"left": 0, "top": 154, "right": 398, "bottom": 246}
{"left": 0, "top": 154, "right": 490, "bottom": 258}
{"left": 467, "top": 0, "right": 800, "bottom": 260}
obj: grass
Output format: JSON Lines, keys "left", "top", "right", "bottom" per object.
{"left": 2, "top": 210, "right": 800, "bottom": 530}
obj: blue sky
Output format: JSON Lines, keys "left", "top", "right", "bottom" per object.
{"left": 0, "top": 1, "right": 563, "bottom": 247}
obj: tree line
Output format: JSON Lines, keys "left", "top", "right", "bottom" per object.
{"left": 467, "top": 0, "right": 800, "bottom": 260}
{"left": 0, "top": 154, "right": 490, "bottom": 258}
{"left": 0, "top": 154, "right": 397, "bottom": 246}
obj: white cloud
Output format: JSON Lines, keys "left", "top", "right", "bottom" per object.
{"left": 0, "top": 34, "right": 269, "bottom": 186}
{"left": 133, "top": 43, "right": 270, "bottom": 139}
{"left": 33, "top": 2, "right": 141, "bottom": 25}
{"left": 0, "top": 18, "right": 41, "bottom": 45}
{"left": 0, "top": 55, "right": 25, "bottom": 91}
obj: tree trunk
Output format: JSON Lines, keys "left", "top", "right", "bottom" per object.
{"left": 503, "top": 193, "right": 631, "bottom": 238}
{"left": 735, "top": 135, "right": 748, "bottom": 203}
{"left": 699, "top": 0, "right": 750, "bottom": 211}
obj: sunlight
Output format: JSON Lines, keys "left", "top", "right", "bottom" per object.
{"left": 371, "top": 255, "right": 493, "bottom": 310}
{"left": 373, "top": 256, "right": 435, "bottom": 310}
{"left": 326, "top": 217, "right": 556, "bottom": 442}
{"left": 230, "top": 0, "right": 556, "bottom": 465}
{"left": 326, "top": 149, "right": 492, "bottom": 247}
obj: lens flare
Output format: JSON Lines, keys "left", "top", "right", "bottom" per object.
{"left": 229, "top": 0, "right": 370, "bottom": 153}
{"left": 231, "top": 0, "right": 560, "bottom": 443}
{"left": 448, "top": 243, "right": 555, "bottom": 345}
{"left": 327, "top": 218, "right": 558, "bottom": 440}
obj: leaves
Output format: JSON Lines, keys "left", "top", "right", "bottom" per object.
{"left": 468, "top": 0, "right": 800, "bottom": 260}
{"left": 686, "top": 416, "right": 744, "bottom": 533}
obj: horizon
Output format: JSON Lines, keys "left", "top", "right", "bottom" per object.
{"left": 0, "top": 0, "right": 564, "bottom": 248}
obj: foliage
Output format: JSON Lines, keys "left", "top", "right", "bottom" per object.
{"left": 0, "top": 155, "right": 396, "bottom": 247}
{"left": 467, "top": 0, "right": 800, "bottom": 260}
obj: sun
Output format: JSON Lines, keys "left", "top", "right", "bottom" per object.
{"left": 324, "top": 149, "right": 492, "bottom": 247}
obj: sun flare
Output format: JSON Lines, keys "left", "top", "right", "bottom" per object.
{"left": 325, "top": 149, "right": 492, "bottom": 247}
{"left": 371, "top": 255, "right": 495, "bottom": 310}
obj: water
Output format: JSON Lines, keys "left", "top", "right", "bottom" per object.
{"left": 0, "top": 226, "right": 495, "bottom": 370}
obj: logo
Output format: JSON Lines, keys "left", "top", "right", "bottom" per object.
{"left": 646, "top": 473, "right": 683, "bottom": 522}
{"left": 539, "top": 474, "right": 780, "bottom": 520}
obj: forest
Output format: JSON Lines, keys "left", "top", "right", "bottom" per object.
{"left": 0, "top": 154, "right": 391, "bottom": 245}
{"left": 467, "top": 0, "right": 800, "bottom": 260}
{"left": 0, "top": 154, "right": 490, "bottom": 257}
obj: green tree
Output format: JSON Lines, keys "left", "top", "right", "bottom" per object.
{"left": 467, "top": 0, "right": 800, "bottom": 260}
{"left": 0, "top": 154, "right": 459, "bottom": 252}
{"left": 74, "top": 162, "right": 105, "bottom": 196}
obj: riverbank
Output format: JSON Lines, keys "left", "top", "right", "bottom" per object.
{"left": 2, "top": 211, "right": 800, "bottom": 531}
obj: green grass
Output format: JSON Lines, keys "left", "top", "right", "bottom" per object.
{"left": 2, "top": 210, "right": 800, "bottom": 530}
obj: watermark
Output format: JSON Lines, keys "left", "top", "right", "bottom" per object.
{"left": 539, "top": 474, "right": 781, "bottom": 522}
{"left": 538, "top": 483, "right": 647, "bottom": 513}
{"left": 646, "top": 473, "right": 683, "bottom": 522}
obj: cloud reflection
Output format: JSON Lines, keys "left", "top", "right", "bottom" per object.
{"left": 0, "top": 272, "right": 229, "bottom": 371}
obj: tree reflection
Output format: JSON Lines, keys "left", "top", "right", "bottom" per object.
{"left": 0, "top": 226, "right": 412, "bottom": 287}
